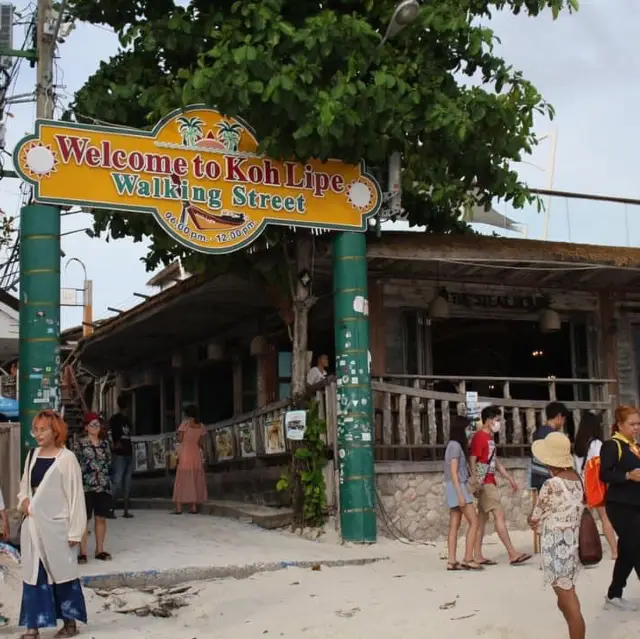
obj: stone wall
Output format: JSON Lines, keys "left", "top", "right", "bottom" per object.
{"left": 375, "top": 459, "right": 533, "bottom": 541}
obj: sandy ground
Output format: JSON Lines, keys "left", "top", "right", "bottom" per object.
{"left": 1, "top": 525, "right": 639, "bottom": 638}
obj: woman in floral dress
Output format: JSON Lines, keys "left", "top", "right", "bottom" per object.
{"left": 75, "top": 413, "right": 113, "bottom": 563}
{"left": 528, "top": 432, "right": 585, "bottom": 639}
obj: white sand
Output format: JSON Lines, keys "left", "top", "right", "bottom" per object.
{"left": 1, "top": 529, "right": 638, "bottom": 638}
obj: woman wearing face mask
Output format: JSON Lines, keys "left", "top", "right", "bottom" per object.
{"left": 470, "top": 404, "right": 531, "bottom": 566}
{"left": 17, "top": 410, "right": 88, "bottom": 638}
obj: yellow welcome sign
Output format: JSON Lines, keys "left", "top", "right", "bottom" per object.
{"left": 14, "top": 106, "right": 382, "bottom": 254}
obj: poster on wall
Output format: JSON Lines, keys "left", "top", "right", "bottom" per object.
{"left": 238, "top": 422, "right": 257, "bottom": 458}
{"left": 285, "top": 410, "right": 307, "bottom": 441}
{"left": 166, "top": 435, "right": 178, "bottom": 469}
{"left": 133, "top": 441, "right": 149, "bottom": 472}
{"left": 214, "top": 427, "right": 235, "bottom": 461}
{"left": 151, "top": 438, "right": 166, "bottom": 470}
{"left": 264, "top": 416, "right": 286, "bottom": 454}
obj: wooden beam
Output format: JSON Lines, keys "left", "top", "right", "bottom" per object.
{"left": 367, "top": 232, "right": 640, "bottom": 269}
{"left": 598, "top": 290, "right": 619, "bottom": 400}
{"left": 368, "top": 278, "right": 386, "bottom": 377}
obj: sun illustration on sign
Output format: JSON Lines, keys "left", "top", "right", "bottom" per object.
{"left": 21, "top": 141, "right": 59, "bottom": 179}
{"left": 346, "top": 179, "right": 374, "bottom": 211}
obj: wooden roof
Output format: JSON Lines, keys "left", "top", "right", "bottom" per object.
{"left": 363, "top": 233, "right": 640, "bottom": 290}
{"left": 76, "top": 232, "right": 640, "bottom": 371}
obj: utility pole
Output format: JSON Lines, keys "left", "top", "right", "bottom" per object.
{"left": 19, "top": 0, "right": 62, "bottom": 467}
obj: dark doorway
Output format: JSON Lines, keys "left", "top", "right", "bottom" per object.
{"left": 197, "top": 361, "right": 234, "bottom": 423}
{"left": 430, "top": 318, "right": 577, "bottom": 401}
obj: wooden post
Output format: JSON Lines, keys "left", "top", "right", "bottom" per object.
{"left": 598, "top": 290, "right": 619, "bottom": 401}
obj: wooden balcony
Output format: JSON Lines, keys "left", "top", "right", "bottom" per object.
{"left": 373, "top": 375, "right": 616, "bottom": 462}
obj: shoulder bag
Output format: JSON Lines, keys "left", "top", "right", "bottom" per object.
{"left": 577, "top": 474, "right": 603, "bottom": 566}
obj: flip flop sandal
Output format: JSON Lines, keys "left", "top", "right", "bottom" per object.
{"left": 478, "top": 559, "right": 497, "bottom": 566}
{"left": 20, "top": 633, "right": 39, "bottom": 639}
{"left": 95, "top": 552, "right": 112, "bottom": 561}
{"left": 446, "top": 562, "right": 462, "bottom": 571}
{"left": 54, "top": 623, "right": 79, "bottom": 638}
{"left": 171, "top": 511, "right": 183, "bottom": 515}
{"left": 510, "top": 553, "right": 532, "bottom": 565}
{"left": 77, "top": 554, "right": 87, "bottom": 565}
{"left": 461, "top": 562, "right": 485, "bottom": 571}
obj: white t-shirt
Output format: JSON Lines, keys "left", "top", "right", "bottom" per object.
{"left": 574, "top": 439, "right": 602, "bottom": 477}
{"left": 306, "top": 367, "right": 326, "bottom": 386}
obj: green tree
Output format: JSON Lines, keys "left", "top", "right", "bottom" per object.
{"left": 68, "top": 0, "right": 577, "bottom": 397}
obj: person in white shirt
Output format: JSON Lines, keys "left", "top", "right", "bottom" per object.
{"left": 306, "top": 354, "right": 329, "bottom": 389}
{"left": 573, "top": 410, "right": 617, "bottom": 558}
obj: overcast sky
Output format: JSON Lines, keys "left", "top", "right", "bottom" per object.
{"left": 2, "top": 0, "right": 637, "bottom": 328}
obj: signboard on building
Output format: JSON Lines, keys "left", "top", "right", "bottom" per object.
{"left": 13, "top": 106, "right": 382, "bottom": 255}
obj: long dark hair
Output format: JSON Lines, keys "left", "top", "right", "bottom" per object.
{"left": 574, "top": 411, "right": 604, "bottom": 458}
{"left": 448, "top": 415, "right": 471, "bottom": 459}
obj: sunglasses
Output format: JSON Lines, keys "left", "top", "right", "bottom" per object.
{"left": 87, "top": 421, "right": 101, "bottom": 428}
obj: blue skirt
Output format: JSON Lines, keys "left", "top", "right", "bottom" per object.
{"left": 19, "top": 561, "right": 87, "bottom": 629}
{"left": 445, "top": 480, "right": 473, "bottom": 509}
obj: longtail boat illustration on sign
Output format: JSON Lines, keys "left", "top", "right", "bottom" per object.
{"left": 13, "top": 106, "right": 382, "bottom": 254}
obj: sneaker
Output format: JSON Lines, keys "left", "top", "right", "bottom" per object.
{"left": 605, "top": 597, "right": 637, "bottom": 611}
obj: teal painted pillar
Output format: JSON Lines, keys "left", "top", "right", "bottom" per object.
{"left": 333, "top": 231, "right": 376, "bottom": 543}
{"left": 19, "top": 203, "right": 61, "bottom": 469}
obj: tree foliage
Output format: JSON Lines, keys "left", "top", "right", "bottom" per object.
{"left": 68, "top": 0, "right": 577, "bottom": 272}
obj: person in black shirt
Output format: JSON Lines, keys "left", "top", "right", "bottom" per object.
{"left": 600, "top": 405, "right": 640, "bottom": 611}
{"left": 109, "top": 395, "right": 134, "bottom": 519}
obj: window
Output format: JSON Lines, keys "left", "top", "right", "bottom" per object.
{"left": 278, "top": 351, "right": 292, "bottom": 399}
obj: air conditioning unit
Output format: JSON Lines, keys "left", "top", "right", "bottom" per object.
{"left": 0, "top": 4, "right": 14, "bottom": 71}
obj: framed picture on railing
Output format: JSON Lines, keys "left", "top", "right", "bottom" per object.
{"left": 133, "top": 441, "right": 149, "bottom": 472}
{"left": 151, "top": 438, "right": 166, "bottom": 470}
{"left": 214, "top": 427, "right": 235, "bottom": 461}
{"left": 238, "top": 422, "right": 257, "bottom": 458}
{"left": 264, "top": 416, "right": 285, "bottom": 454}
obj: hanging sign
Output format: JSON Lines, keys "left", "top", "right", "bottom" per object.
{"left": 13, "top": 106, "right": 382, "bottom": 255}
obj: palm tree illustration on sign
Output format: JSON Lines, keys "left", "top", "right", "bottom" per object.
{"left": 176, "top": 116, "right": 204, "bottom": 146}
{"left": 217, "top": 120, "right": 243, "bottom": 152}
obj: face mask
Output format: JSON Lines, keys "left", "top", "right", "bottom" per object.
{"left": 465, "top": 427, "right": 474, "bottom": 439}
{"left": 491, "top": 421, "right": 501, "bottom": 434}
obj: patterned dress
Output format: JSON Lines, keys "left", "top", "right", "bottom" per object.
{"left": 531, "top": 476, "right": 584, "bottom": 590}
{"left": 75, "top": 437, "right": 112, "bottom": 493}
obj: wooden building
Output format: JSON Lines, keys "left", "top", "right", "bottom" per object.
{"left": 72, "top": 232, "right": 639, "bottom": 535}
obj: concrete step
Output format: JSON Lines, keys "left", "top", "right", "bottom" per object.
{"left": 127, "top": 497, "right": 293, "bottom": 530}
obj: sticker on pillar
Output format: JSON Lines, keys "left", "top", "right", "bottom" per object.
{"left": 285, "top": 410, "right": 307, "bottom": 441}
{"left": 353, "top": 295, "right": 369, "bottom": 315}
{"left": 361, "top": 433, "right": 372, "bottom": 442}
{"left": 367, "top": 350, "right": 371, "bottom": 373}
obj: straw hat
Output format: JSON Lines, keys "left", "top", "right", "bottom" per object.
{"left": 531, "top": 431, "right": 574, "bottom": 469}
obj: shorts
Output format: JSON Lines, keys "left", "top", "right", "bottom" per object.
{"left": 477, "top": 483, "right": 502, "bottom": 514}
{"left": 445, "top": 480, "right": 473, "bottom": 509}
{"left": 85, "top": 491, "right": 113, "bottom": 520}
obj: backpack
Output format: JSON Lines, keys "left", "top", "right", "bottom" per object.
{"left": 583, "top": 439, "right": 621, "bottom": 509}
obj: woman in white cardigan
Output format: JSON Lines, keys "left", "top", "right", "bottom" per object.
{"left": 18, "top": 410, "right": 88, "bottom": 638}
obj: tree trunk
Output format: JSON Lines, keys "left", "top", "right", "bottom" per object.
{"left": 288, "top": 233, "right": 316, "bottom": 525}
{"left": 290, "top": 233, "right": 315, "bottom": 406}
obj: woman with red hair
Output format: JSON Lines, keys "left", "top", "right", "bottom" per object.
{"left": 17, "top": 410, "right": 88, "bottom": 638}
{"left": 600, "top": 405, "right": 640, "bottom": 612}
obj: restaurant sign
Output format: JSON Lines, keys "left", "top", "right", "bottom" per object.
{"left": 13, "top": 106, "right": 382, "bottom": 254}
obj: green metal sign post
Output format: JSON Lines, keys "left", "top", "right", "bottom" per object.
{"left": 333, "top": 231, "right": 376, "bottom": 543}
{"left": 19, "top": 203, "right": 61, "bottom": 467}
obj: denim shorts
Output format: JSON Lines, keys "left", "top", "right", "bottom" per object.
{"left": 445, "top": 480, "right": 473, "bottom": 509}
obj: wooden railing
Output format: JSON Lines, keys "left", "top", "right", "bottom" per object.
{"left": 0, "top": 422, "right": 20, "bottom": 509}
{"left": 373, "top": 375, "right": 616, "bottom": 461}
{"left": 125, "top": 383, "right": 338, "bottom": 474}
